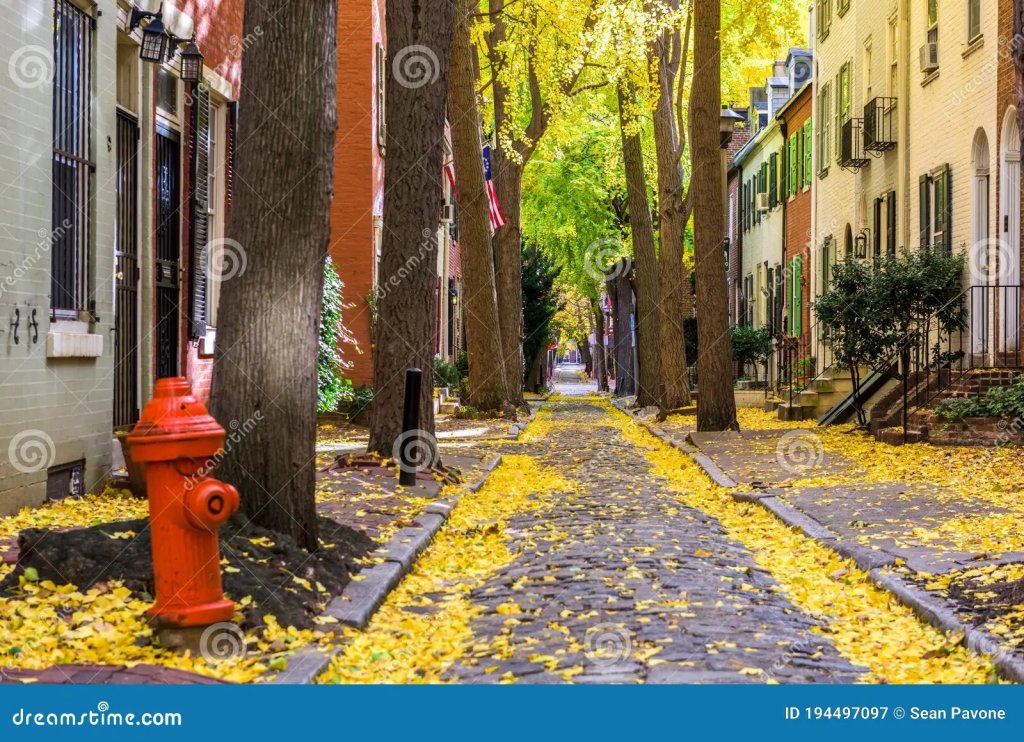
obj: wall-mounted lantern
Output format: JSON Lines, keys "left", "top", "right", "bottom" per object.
{"left": 129, "top": 4, "right": 205, "bottom": 84}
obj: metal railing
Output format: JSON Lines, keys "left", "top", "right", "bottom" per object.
{"left": 863, "top": 97, "right": 897, "bottom": 153}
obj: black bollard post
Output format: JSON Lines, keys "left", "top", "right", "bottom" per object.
{"left": 398, "top": 368, "right": 422, "bottom": 487}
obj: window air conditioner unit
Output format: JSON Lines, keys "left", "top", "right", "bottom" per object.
{"left": 919, "top": 43, "right": 938, "bottom": 73}
{"left": 756, "top": 192, "right": 770, "bottom": 212}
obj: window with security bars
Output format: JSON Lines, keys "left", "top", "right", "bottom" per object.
{"left": 51, "top": 0, "right": 96, "bottom": 313}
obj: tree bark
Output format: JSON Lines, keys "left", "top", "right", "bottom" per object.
{"left": 691, "top": 0, "right": 737, "bottom": 431}
{"left": 209, "top": 1, "right": 337, "bottom": 552}
{"left": 593, "top": 300, "right": 610, "bottom": 392}
{"left": 649, "top": 2, "right": 693, "bottom": 413}
{"left": 617, "top": 82, "right": 661, "bottom": 408}
{"left": 607, "top": 260, "right": 637, "bottom": 397}
{"left": 367, "top": 0, "right": 456, "bottom": 456}
{"left": 449, "top": 0, "right": 511, "bottom": 415}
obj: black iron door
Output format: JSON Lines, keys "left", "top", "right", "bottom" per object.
{"left": 114, "top": 110, "right": 140, "bottom": 429}
{"left": 155, "top": 127, "right": 181, "bottom": 379}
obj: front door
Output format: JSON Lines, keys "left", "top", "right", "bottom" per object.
{"left": 155, "top": 127, "right": 181, "bottom": 378}
{"left": 114, "top": 110, "right": 140, "bottom": 429}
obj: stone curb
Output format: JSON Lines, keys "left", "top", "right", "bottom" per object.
{"left": 634, "top": 411, "right": 1024, "bottom": 684}
{"left": 257, "top": 450, "right": 504, "bottom": 684}
{"left": 321, "top": 452, "right": 503, "bottom": 630}
{"left": 263, "top": 646, "right": 340, "bottom": 685}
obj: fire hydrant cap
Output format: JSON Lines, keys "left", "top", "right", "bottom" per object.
{"left": 127, "top": 378, "right": 227, "bottom": 461}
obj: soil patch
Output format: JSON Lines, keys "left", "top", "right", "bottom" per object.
{"left": 0, "top": 515, "right": 374, "bottom": 631}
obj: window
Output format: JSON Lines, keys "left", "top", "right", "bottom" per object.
{"left": 818, "top": 82, "right": 832, "bottom": 174}
{"left": 375, "top": 43, "right": 387, "bottom": 152}
{"left": 836, "top": 62, "right": 851, "bottom": 164}
{"left": 886, "top": 190, "right": 897, "bottom": 255}
{"left": 155, "top": 67, "right": 178, "bottom": 120}
{"left": 888, "top": 16, "right": 898, "bottom": 97}
{"left": 927, "top": 0, "right": 938, "bottom": 46}
{"left": 817, "top": 0, "right": 832, "bottom": 41}
{"left": 920, "top": 165, "right": 952, "bottom": 250}
{"left": 967, "top": 0, "right": 981, "bottom": 42}
{"left": 863, "top": 38, "right": 873, "bottom": 102}
{"left": 837, "top": 0, "right": 850, "bottom": 18}
{"left": 51, "top": 0, "right": 96, "bottom": 313}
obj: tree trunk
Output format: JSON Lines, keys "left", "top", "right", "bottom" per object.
{"left": 617, "top": 83, "right": 661, "bottom": 409}
{"left": 691, "top": 0, "right": 737, "bottom": 432}
{"left": 492, "top": 154, "right": 526, "bottom": 407}
{"left": 649, "top": 6, "right": 693, "bottom": 413}
{"left": 449, "top": 0, "right": 511, "bottom": 415}
{"left": 367, "top": 0, "right": 456, "bottom": 457}
{"left": 208, "top": 1, "right": 336, "bottom": 552}
{"left": 593, "top": 301, "right": 610, "bottom": 392}
{"left": 608, "top": 261, "right": 637, "bottom": 397}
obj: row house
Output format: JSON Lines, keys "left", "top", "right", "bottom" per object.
{"left": 0, "top": 0, "right": 242, "bottom": 514}
{"left": 329, "top": 0, "right": 464, "bottom": 391}
{"left": 812, "top": 0, "right": 1020, "bottom": 366}
{"left": 733, "top": 50, "right": 813, "bottom": 355}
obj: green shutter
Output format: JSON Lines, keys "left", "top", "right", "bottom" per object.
{"left": 942, "top": 166, "right": 952, "bottom": 252}
{"left": 804, "top": 120, "right": 813, "bottom": 184}
{"left": 769, "top": 152, "right": 778, "bottom": 208}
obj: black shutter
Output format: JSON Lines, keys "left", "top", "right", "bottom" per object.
{"left": 225, "top": 101, "right": 237, "bottom": 217}
{"left": 919, "top": 174, "right": 931, "bottom": 248}
{"left": 190, "top": 87, "right": 211, "bottom": 339}
{"left": 886, "top": 190, "right": 897, "bottom": 255}
{"left": 873, "top": 197, "right": 882, "bottom": 257}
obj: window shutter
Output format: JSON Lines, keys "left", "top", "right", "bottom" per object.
{"left": 872, "top": 197, "right": 882, "bottom": 257}
{"left": 942, "top": 167, "right": 952, "bottom": 252}
{"left": 769, "top": 152, "right": 778, "bottom": 208}
{"left": 886, "top": 190, "right": 897, "bottom": 255}
{"left": 190, "top": 87, "right": 211, "bottom": 339}
{"left": 225, "top": 101, "right": 237, "bottom": 218}
{"left": 376, "top": 43, "right": 387, "bottom": 151}
{"left": 781, "top": 141, "right": 788, "bottom": 199}
{"left": 804, "top": 120, "right": 813, "bottom": 184}
{"left": 919, "top": 174, "right": 931, "bottom": 248}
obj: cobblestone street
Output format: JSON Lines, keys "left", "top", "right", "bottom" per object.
{"left": 443, "top": 397, "right": 865, "bottom": 683}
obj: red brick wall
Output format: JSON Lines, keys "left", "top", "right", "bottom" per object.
{"left": 175, "top": 0, "right": 244, "bottom": 98}
{"left": 175, "top": 0, "right": 245, "bottom": 402}
{"left": 782, "top": 86, "right": 812, "bottom": 349}
{"left": 328, "top": 0, "right": 386, "bottom": 388}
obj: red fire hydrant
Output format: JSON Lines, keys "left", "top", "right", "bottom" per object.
{"left": 127, "top": 377, "right": 240, "bottom": 628}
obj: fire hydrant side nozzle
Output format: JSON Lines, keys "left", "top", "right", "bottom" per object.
{"left": 127, "top": 377, "right": 240, "bottom": 628}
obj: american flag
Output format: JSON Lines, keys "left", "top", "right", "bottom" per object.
{"left": 443, "top": 146, "right": 507, "bottom": 232}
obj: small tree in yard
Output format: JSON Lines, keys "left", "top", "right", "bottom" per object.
{"left": 814, "top": 258, "right": 883, "bottom": 426}
{"left": 730, "top": 326, "right": 772, "bottom": 385}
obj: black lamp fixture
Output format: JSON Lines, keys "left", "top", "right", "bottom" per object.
{"left": 720, "top": 106, "right": 746, "bottom": 148}
{"left": 129, "top": 4, "right": 205, "bottom": 84}
{"left": 129, "top": 4, "right": 169, "bottom": 63}
{"left": 176, "top": 36, "right": 204, "bottom": 83}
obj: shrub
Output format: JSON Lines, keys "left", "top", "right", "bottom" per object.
{"left": 731, "top": 326, "right": 773, "bottom": 368}
{"left": 934, "top": 379, "right": 1024, "bottom": 421}
{"left": 318, "top": 257, "right": 355, "bottom": 413}
{"left": 337, "top": 384, "right": 374, "bottom": 416}
{"left": 433, "top": 357, "right": 463, "bottom": 389}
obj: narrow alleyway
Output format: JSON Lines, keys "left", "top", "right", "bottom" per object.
{"left": 442, "top": 395, "right": 863, "bottom": 683}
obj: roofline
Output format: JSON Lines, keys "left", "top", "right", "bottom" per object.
{"left": 774, "top": 80, "right": 813, "bottom": 120}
